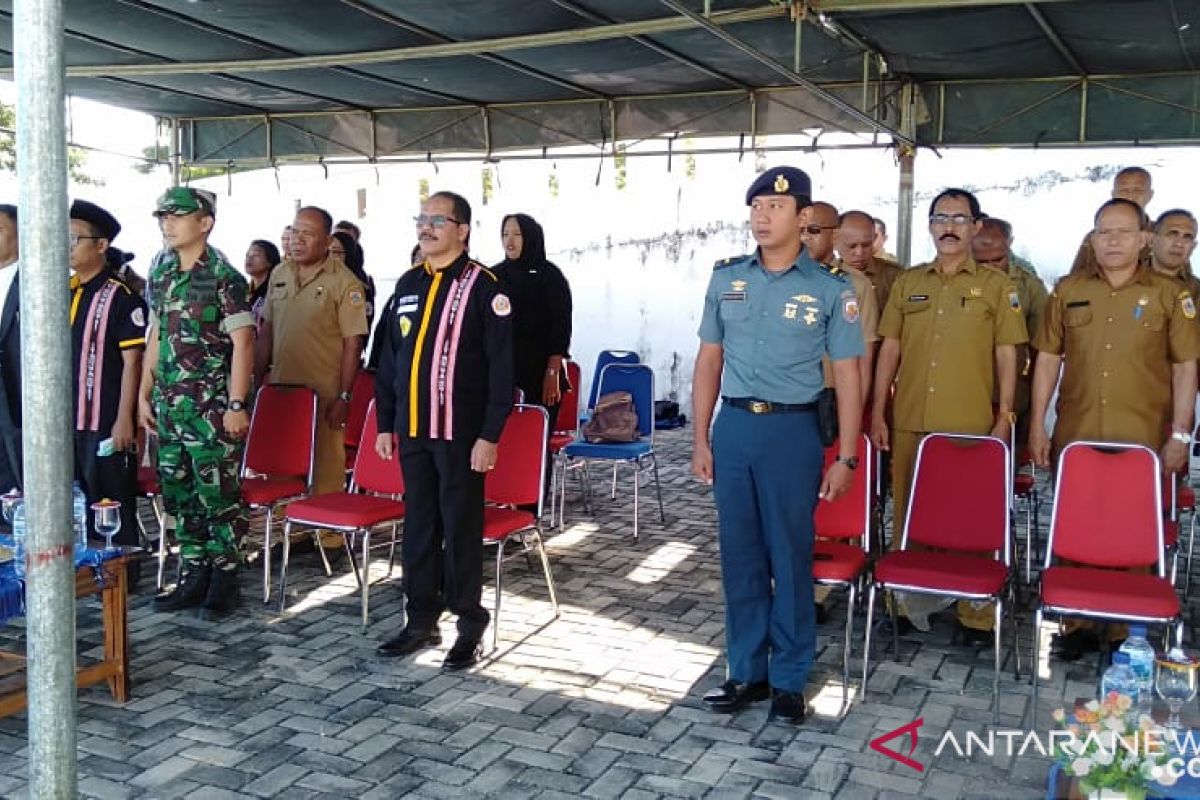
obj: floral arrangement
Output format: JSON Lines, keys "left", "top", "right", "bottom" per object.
{"left": 1052, "top": 693, "right": 1175, "bottom": 799}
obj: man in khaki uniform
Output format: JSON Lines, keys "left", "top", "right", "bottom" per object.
{"left": 1030, "top": 198, "right": 1200, "bottom": 659}
{"left": 1069, "top": 166, "right": 1154, "bottom": 276}
{"left": 1150, "top": 208, "right": 1200, "bottom": 298}
{"left": 803, "top": 201, "right": 879, "bottom": 404}
{"left": 256, "top": 206, "right": 368, "bottom": 554}
{"left": 836, "top": 210, "right": 902, "bottom": 313}
{"left": 973, "top": 218, "right": 1049, "bottom": 450}
{"left": 872, "top": 189, "right": 1027, "bottom": 636}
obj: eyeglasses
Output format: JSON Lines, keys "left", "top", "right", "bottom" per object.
{"left": 69, "top": 234, "right": 101, "bottom": 247}
{"left": 802, "top": 225, "right": 838, "bottom": 236}
{"left": 413, "top": 214, "right": 463, "bottom": 229}
{"left": 929, "top": 213, "right": 975, "bottom": 226}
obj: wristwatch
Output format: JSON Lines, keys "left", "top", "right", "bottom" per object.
{"left": 998, "top": 410, "right": 1017, "bottom": 426}
{"left": 229, "top": 399, "right": 247, "bottom": 413}
{"left": 835, "top": 455, "right": 859, "bottom": 470}
{"left": 1171, "top": 430, "right": 1192, "bottom": 446}
{"left": 337, "top": 391, "right": 352, "bottom": 403}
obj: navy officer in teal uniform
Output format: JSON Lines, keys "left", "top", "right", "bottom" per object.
{"left": 691, "top": 166, "right": 864, "bottom": 723}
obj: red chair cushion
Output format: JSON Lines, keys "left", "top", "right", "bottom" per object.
{"left": 549, "top": 433, "right": 573, "bottom": 454}
{"left": 813, "top": 540, "right": 867, "bottom": 583}
{"left": 1014, "top": 474, "right": 1035, "bottom": 497}
{"left": 1041, "top": 566, "right": 1180, "bottom": 619}
{"left": 874, "top": 550, "right": 1008, "bottom": 596}
{"left": 242, "top": 476, "right": 307, "bottom": 506}
{"left": 483, "top": 507, "right": 537, "bottom": 541}
{"left": 1179, "top": 485, "right": 1196, "bottom": 510}
{"left": 286, "top": 493, "right": 405, "bottom": 529}
{"left": 137, "top": 466, "right": 160, "bottom": 495}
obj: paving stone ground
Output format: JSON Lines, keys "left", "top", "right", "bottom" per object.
{"left": 0, "top": 427, "right": 1187, "bottom": 798}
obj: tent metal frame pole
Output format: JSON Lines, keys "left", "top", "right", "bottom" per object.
{"left": 15, "top": 0, "right": 78, "bottom": 793}
{"left": 12, "top": 6, "right": 786, "bottom": 80}
{"left": 657, "top": 0, "right": 913, "bottom": 145}
{"left": 170, "top": 117, "right": 182, "bottom": 184}
{"left": 896, "top": 81, "right": 918, "bottom": 266}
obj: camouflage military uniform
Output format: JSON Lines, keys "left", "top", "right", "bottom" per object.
{"left": 147, "top": 244, "right": 254, "bottom": 563}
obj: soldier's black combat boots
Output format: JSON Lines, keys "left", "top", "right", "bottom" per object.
{"left": 198, "top": 558, "right": 241, "bottom": 621}
{"left": 153, "top": 560, "right": 211, "bottom": 611}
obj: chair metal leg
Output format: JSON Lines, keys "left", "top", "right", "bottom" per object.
{"left": 993, "top": 598, "right": 1002, "bottom": 725}
{"left": 1023, "top": 496, "right": 1032, "bottom": 584}
{"left": 493, "top": 538, "right": 506, "bottom": 652}
{"left": 862, "top": 583, "right": 877, "bottom": 694}
{"left": 262, "top": 506, "right": 274, "bottom": 604}
{"left": 1029, "top": 608, "right": 1044, "bottom": 728}
{"left": 843, "top": 582, "right": 856, "bottom": 707}
{"left": 652, "top": 456, "right": 665, "bottom": 523}
{"left": 632, "top": 459, "right": 641, "bottom": 540}
{"left": 362, "top": 527, "right": 371, "bottom": 632}
{"left": 154, "top": 498, "right": 169, "bottom": 591}
{"left": 344, "top": 531, "right": 365, "bottom": 590}
{"left": 316, "top": 531, "right": 333, "bottom": 577}
{"left": 1010, "top": 585, "right": 1022, "bottom": 682}
{"left": 610, "top": 462, "right": 619, "bottom": 499}
{"left": 533, "top": 528, "right": 559, "bottom": 616}
{"left": 889, "top": 590, "right": 900, "bottom": 658}
{"left": 278, "top": 521, "right": 293, "bottom": 612}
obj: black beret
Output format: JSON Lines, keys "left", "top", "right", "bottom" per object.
{"left": 70, "top": 199, "right": 121, "bottom": 242}
{"left": 745, "top": 166, "right": 812, "bottom": 206}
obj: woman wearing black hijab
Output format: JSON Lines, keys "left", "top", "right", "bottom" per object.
{"left": 331, "top": 230, "right": 377, "bottom": 332}
{"left": 493, "top": 213, "right": 573, "bottom": 439}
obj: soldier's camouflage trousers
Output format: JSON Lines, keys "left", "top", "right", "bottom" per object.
{"left": 157, "top": 410, "right": 247, "bottom": 564}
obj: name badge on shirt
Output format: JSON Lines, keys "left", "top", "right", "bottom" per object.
{"left": 907, "top": 294, "right": 929, "bottom": 302}
{"left": 721, "top": 291, "right": 746, "bottom": 302}
{"left": 395, "top": 303, "right": 418, "bottom": 314}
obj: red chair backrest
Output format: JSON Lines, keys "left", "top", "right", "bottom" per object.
{"left": 486, "top": 404, "right": 549, "bottom": 511}
{"left": 244, "top": 384, "right": 317, "bottom": 482}
{"left": 554, "top": 361, "right": 581, "bottom": 434}
{"left": 904, "top": 434, "right": 1009, "bottom": 555}
{"left": 1048, "top": 442, "right": 1163, "bottom": 570}
{"left": 814, "top": 434, "right": 872, "bottom": 547}
{"left": 343, "top": 369, "right": 376, "bottom": 449}
{"left": 351, "top": 401, "right": 405, "bottom": 496}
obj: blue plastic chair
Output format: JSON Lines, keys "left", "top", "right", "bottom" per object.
{"left": 584, "top": 350, "right": 640, "bottom": 415}
{"left": 559, "top": 363, "right": 665, "bottom": 539}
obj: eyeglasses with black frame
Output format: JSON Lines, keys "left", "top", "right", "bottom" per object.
{"left": 929, "top": 213, "right": 975, "bottom": 226}
{"left": 69, "top": 234, "right": 102, "bottom": 248}
{"left": 413, "top": 214, "right": 464, "bottom": 229}
{"left": 802, "top": 225, "right": 838, "bottom": 236}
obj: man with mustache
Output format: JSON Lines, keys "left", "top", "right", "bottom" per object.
{"left": 871, "top": 188, "right": 1028, "bottom": 637}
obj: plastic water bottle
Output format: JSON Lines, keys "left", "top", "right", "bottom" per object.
{"left": 11, "top": 499, "right": 25, "bottom": 580}
{"left": 72, "top": 482, "right": 87, "bottom": 559}
{"left": 1119, "top": 625, "right": 1157, "bottom": 714}
{"left": 1101, "top": 651, "right": 1140, "bottom": 714}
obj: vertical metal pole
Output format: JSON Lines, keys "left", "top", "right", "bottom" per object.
{"left": 15, "top": 0, "right": 77, "bottom": 796}
{"left": 896, "top": 81, "right": 918, "bottom": 267}
{"left": 170, "top": 118, "right": 182, "bottom": 185}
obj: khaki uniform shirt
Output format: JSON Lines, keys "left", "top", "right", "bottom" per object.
{"left": 1002, "top": 265, "right": 1049, "bottom": 414}
{"left": 822, "top": 265, "right": 879, "bottom": 387}
{"left": 263, "top": 255, "right": 368, "bottom": 399}
{"left": 879, "top": 258, "right": 1028, "bottom": 434}
{"left": 843, "top": 255, "right": 902, "bottom": 313}
{"left": 1033, "top": 267, "right": 1200, "bottom": 451}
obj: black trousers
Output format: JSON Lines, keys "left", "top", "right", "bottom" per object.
{"left": 399, "top": 437, "right": 489, "bottom": 638}
{"left": 74, "top": 432, "right": 139, "bottom": 546}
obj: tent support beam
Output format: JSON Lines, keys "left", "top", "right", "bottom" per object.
{"left": 657, "top": 0, "right": 912, "bottom": 145}
{"left": 15, "top": 0, "right": 78, "bottom": 794}
{"left": 896, "top": 81, "right": 918, "bottom": 266}
{"left": 8, "top": 5, "right": 787, "bottom": 80}
{"left": 816, "top": 0, "right": 1075, "bottom": 10}
{"left": 1024, "top": 3, "right": 1087, "bottom": 76}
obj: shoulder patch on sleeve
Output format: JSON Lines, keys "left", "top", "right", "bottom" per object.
{"left": 491, "top": 293, "right": 512, "bottom": 317}
{"left": 131, "top": 307, "right": 145, "bottom": 328}
{"left": 349, "top": 289, "right": 365, "bottom": 307}
{"left": 840, "top": 289, "right": 860, "bottom": 323}
{"left": 1008, "top": 288, "right": 1022, "bottom": 312}
{"left": 1179, "top": 289, "right": 1196, "bottom": 319}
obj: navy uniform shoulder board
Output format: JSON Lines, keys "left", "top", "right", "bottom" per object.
{"left": 817, "top": 261, "right": 848, "bottom": 283}
{"left": 713, "top": 255, "right": 747, "bottom": 270}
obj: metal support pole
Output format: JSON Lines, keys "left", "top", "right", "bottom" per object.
{"left": 897, "top": 147, "right": 915, "bottom": 266}
{"left": 170, "top": 118, "right": 182, "bottom": 184}
{"left": 15, "top": 0, "right": 77, "bottom": 795}
{"left": 896, "top": 81, "right": 917, "bottom": 266}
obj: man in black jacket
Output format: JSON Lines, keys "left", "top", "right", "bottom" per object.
{"left": 0, "top": 204, "right": 21, "bottom": 498}
{"left": 374, "top": 190, "right": 513, "bottom": 670}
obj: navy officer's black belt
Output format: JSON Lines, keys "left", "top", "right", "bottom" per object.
{"left": 723, "top": 396, "right": 816, "bottom": 415}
